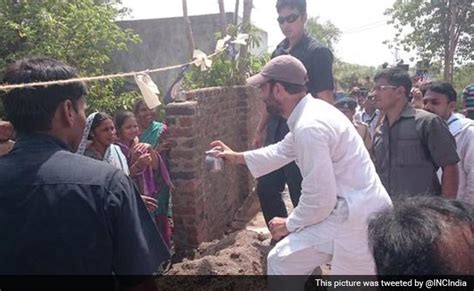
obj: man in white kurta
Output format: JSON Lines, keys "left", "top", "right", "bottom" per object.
{"left": 211, "top": 55, "right": 392, "bottom": 276}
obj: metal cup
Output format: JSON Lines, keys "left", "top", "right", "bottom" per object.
{"left": 205, "top": 149, "right": 224, "bottom": 172}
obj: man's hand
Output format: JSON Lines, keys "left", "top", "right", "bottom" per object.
{"left": 252, "top": 131, "right": 265, "bottom": 149}
{"left": 268, "top": 217, "right": 290, "bottom": 241}
{"left": 209, "top": 140, "right": 246, "bottom": 165}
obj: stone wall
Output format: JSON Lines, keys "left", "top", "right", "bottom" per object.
{"left": 166, "top": 86, "right": 262, "bottom": 252}
{"left": 111, "top": 13, "right": 268, "bottom": 93}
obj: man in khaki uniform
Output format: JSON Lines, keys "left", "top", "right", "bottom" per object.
{"left": 335, "top": 97, "right": 372, "bottom": 152}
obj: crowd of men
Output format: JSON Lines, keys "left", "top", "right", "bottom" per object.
{"left": 0, "top": 0, "right": 472, "bottom": 288}
{"left": 214, "top": 0, "right": 473, "bottom": 280}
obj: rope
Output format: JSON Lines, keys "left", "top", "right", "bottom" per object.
{"left": 0, "top": 50, "right": 223, "bottom": 92}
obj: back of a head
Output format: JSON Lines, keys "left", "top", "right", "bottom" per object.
{"left": 374, "top": 67, "right": 412, "bottom": 98}
{"left": 463, "top": 84, "right": 474, "bottom": 119}
{"left": 276, "top": 0, "right": 306, "bottom": 14}
{"left": 368, "top": 197, "right": 473, "bottom": 275}
{"left": 1, "top": 57, "right": 87, "bottom": 135}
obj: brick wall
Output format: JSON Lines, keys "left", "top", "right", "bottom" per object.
{"left": 166, "top": 86, "right": 262, "bottom": 252}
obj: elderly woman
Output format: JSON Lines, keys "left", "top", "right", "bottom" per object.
{"left": 77, "top": 112, "right": 129, "bottom": 173}
{"left": 78, "top": 112, "right": 158, "bottom": 212}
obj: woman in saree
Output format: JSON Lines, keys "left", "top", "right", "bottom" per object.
{"left": 78, "top": 112, "right": 158, "bottom": 212}
{"left": 115, "top": 109, "right": 173, "bottom": 247}
{"left": 133, "top": 100, "right": 173, "bottom": 247}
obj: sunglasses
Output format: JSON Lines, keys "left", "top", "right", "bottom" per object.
{"left": 277, "top": 14, "right": 300, "bottom": 25}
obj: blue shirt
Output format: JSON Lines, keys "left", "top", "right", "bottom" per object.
{"left": 0, "top": 134, "right": 170, "bottom": 276}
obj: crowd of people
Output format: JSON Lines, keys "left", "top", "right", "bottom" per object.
{"left": 0, "top": 0, "right": 473, "bottom": 288}
{"left": 212, "top": 0, "right": 473, "bottom": 281}
{"left": 74, "top": 102, "right": 174, "bottom": 248}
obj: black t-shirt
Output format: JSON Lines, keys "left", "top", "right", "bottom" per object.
{"left": 266, "top": 33, "right": 334, "bottom": 145}
{"left": 0, "top": 134, "right": 170, "bottom": 279}
{"left": 272, "top": 32, "right": 334, "bottom": 96}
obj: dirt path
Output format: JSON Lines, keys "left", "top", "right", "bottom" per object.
{"left": 164, "top": 189, "right": 295, "bottom": 276}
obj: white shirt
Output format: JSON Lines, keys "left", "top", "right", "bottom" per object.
{"left": 442, "top": 113, "right": 474, "bottom": 204}
{"left": 244, "top": 95, "right": 391, "bottom": 232}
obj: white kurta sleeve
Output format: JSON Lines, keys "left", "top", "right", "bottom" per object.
{"left": 243, "top": 132, "right": 296, "bottom": 178}
{"left": 286, "top": 126, "right": 338, "bottom": 232}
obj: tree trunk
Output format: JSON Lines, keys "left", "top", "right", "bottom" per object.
{"left": 218, "top": 0, "right": 227, "bottom": 35}
{"left": 234, "top": 0, "right": 240, "bottom": 25}
{"left": 443, "top": 0, "right": 456, "bottom": 83}
{"left": 182, "top": 0, "right": 196, "bottom": 60}
{"left": 236, "top": 0, "right": 252, "bottom": 82}
{"left": 239, "top": 0, "right": 252, "bottom": 61}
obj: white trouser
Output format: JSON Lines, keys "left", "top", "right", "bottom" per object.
{"left": 267, "top": 199, "right": 376, "bottom": 276}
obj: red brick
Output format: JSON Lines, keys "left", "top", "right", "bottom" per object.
{"left": 166, "top": 103, "right": 196, "bottom": 116}
{"left": 180, "top": 138, "right": 195, "bottom": 148}
{"left": 170, "top": 150, "right": 194, "bottom": 160}
{"left": 171, "top": 127, "right": 194, "bottom": 138}
{"left": 171, "top": 171, "right": 196, "bottom": 180}
{"left": 178, "top": 117, "right": 195, "bottom": 127}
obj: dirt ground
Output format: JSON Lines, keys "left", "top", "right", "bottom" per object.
{"left": 164, "top": 191, "right": 274, "bottom": 276}
{"left": 157, "top": 210, "right": 273, "bottom": 290}
{"left": 165, "top": 229, "right": 272, "bottom": 276}
{"left": 162, "top": 189, "right": 288, "bottom": 276}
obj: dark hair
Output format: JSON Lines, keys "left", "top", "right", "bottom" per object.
{"left": 373, "top": 67, "right": 412, "bottom": 98}
{"left": 89, "top": 112, "right": 112, "bottom": 139}
{"left": 1, "top": 57, "right": 87, "bottom": 134}
{"left": 269, "top": 79, "right": 307, "bottom": 95}
{"left": 133, "top": 99, "right": 146, "bottom": 114}
{"left": 421, "top": 81, "right": 457, "bottom": 103}
{"left": 368, "top": 196, "right": 473, "bottom": 275}
{"left": 114, "top": 110, "right": 135, "bottom": 131}
{"left": 276, "top": 0, "right": 306, "bottom": 14}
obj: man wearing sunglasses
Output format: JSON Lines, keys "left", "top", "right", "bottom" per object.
{"left": 252, "top": 0, "right": 335, "bottom": 238}
{"left": 372, "top": 67, "right": 459, "bottom": 199}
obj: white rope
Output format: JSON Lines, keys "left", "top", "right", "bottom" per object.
{"left": 0, "top": 50, "right": 224, "bottom": 92}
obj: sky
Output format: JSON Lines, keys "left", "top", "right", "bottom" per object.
{"left": 121, "top": 0, "right": 415, "bottom": 68}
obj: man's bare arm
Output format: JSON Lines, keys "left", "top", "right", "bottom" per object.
{"left": 441, "top": 163, "right": 459, "bottom": 199}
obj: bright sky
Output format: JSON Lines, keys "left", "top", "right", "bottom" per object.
{"left": 121, "top": 0, "right": 415, "bottom": 67}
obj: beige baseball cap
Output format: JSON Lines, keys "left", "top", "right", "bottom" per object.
{"left": 246, "top": 55, "right": 308, "bottom": 87}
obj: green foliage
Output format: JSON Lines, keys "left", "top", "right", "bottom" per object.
{"left": 453, "top": 63, "right": 474, "bottom": 95}
{"left": 333, "top": 59, "right": 377, "bottom": 91}
{"left": 306, "top": 17, "right": 341, "bottom": 51}
{"left": 0, "top": 0, "right": 141, "bottom": 114}
{"left": 183, "top": 24, "right": 269, "bottom": 89}
{"left": 384, "top": 0, "right": 473, "bottom": 78}
{"left": 305, "top": 16, "right": 373, "bottom": 92}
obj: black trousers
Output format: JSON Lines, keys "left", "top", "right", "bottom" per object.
{"left": 256, "top": 116, "right": 303, "bottom": 226}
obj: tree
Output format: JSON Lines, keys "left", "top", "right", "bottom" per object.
{"left": 333, "top": 60, "right": 377, "bottom": 92}
{"left": 385, "top": 0, "right": 473, "bottom": 83}
{"left": 182, "top": 0, "right": 196, "bottom": 60}
{"left": 306, "top": 16, "right": 341, "bottom": 52}
{"left": 0, "top": 0, "right": 141, "bottom": 114}
{"left": 237, "top": 0, "right": 253, "bottom": 80}
{"left": 305, "top": 16, "right": 375, "bottom": 92}
{"left": 218, "top": 0, "right": 227, "bottom": 35}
